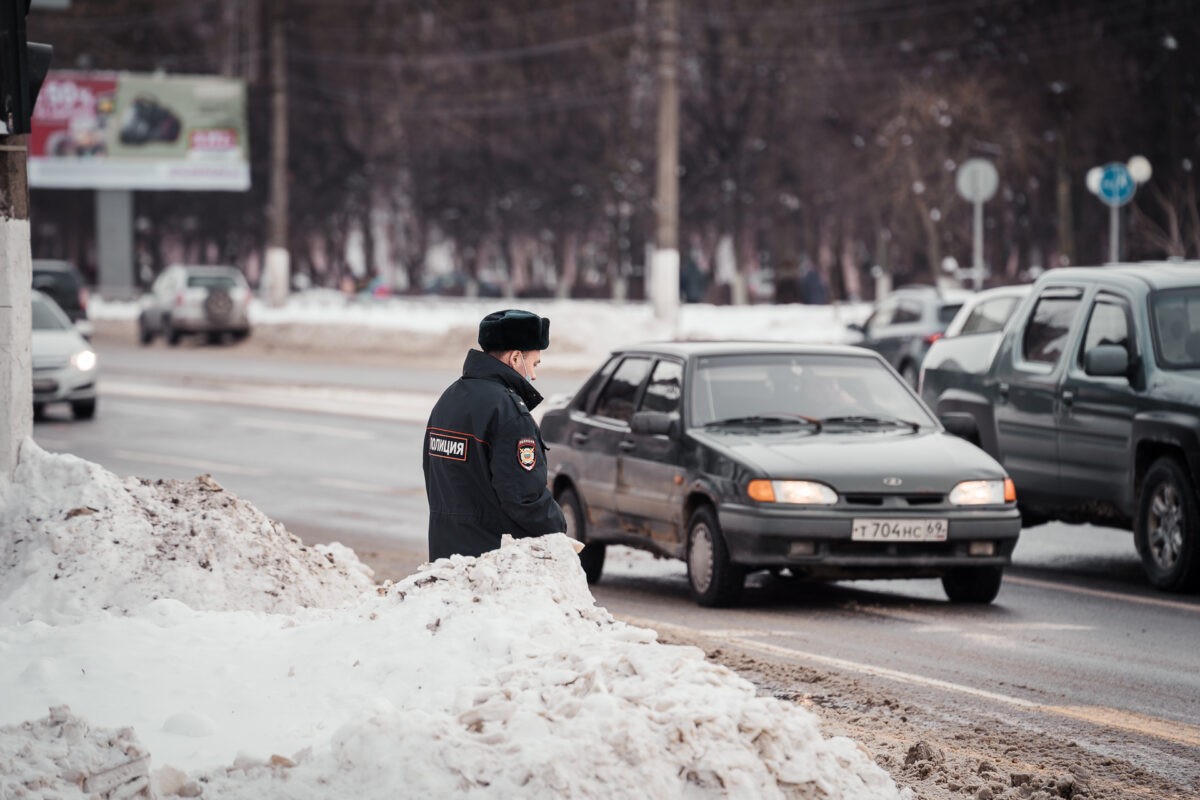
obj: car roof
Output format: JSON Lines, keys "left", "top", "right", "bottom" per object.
{"left": 1038, "top": 261, "right": 1200, "bottom": 292}
{"left": 609, "top": 341, "right": 877, "bottom": 360}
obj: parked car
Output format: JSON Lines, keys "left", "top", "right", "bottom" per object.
{"left": 32, "top": 290, "right": 98, "bottom": 420}
{"left": 918, "top": 284, "right": 1032, "bottom": 405}
{"left": 541, "top": 342, "right": 1021, "bottom": 607}
{"left": 920, "top": 261, "right": 1200, "bottom": 592}
{"left": 138, "top": 265, "right": 252, "bottom": 346}
{"left": 849, "top": 285, "right": 971, "bottom": 386}
{"left": 32, "top": 258, "right": 92, "bottom": 339}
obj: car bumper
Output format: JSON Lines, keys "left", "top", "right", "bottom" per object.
{"left": 169, "top": 307, "right": 250, "bottom": 333}
{"left": 33, "top": 367, "right": 97, "bottom": 405}
{"left": 719, "top": 502, "right": 1021, "bottom": 578}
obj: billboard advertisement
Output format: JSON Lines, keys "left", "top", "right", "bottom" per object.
{"left": 29, "top": 70, "right": 250, "bottom": 191}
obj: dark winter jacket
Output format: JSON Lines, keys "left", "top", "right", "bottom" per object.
{"left": 423, "top": 349, "right": 566, "bottom": 560}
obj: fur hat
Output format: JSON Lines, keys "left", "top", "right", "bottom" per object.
{"left": 478, "top": 309, "right": 551, "bottom": 351}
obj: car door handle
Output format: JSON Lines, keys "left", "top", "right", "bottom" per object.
{"left": 618, "top": 439, "right": 637, "bottom": 452}
{"left": 1061, "top": 389, "right": 1075, "bottom": 407}
{"left": 997, "top": 382, "right": 1009, "bottom": 403}
{"left": 571, "top": 432, "right": 589, "bottom": 446}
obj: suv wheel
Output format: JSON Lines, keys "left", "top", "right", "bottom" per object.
{"left": 558, "top": 486, "right": 605, "bottom": 584}
{"left": 686, "top": 506, "right": 743, "bottom": 607}
{"left": 941, "top": 566, "right": 1003, "bottom": 603}
{"left": 899, "top": 361, "right": 919, "bottom": 388}
{"left": 1136, "top": 458, "right": 1200, "bottom": 592}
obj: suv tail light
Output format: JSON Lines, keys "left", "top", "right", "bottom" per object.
{"left": 174, "top": 291, "right": 186, "bottom": 307}
{"left": 923, "top": 332, "right": 943, "bottom": 345}
{"left": 78, "top": 286, "right": 89, "bottom": 312}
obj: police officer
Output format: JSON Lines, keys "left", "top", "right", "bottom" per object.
{"left": 423, "top": 309, "right": 567, "bottom": 560}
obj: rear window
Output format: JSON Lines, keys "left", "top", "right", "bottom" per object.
{"left": 938, "top": 303, "right": 963, "bottom": 324}
{"left": 957, "top": 296, "right": 1019, "bottom": 335}
{"left": 187, "top": 274, "right": 240, "bottom": 289}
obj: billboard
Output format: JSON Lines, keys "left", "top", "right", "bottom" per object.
{"left": 29, "top": 70, "right": 250, "bottom": 191}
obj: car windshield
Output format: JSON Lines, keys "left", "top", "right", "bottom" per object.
{"left": 1151, "top": 288, "right": 1200, "bottom": 369}
{"left": 690, "top": 353, "right": 935, "bottom": 428}
{"left": 188, "top": 273, "right": 240, "bottom": 289}
{"left": 32, "top": 297, "right": 69, "bottom": 331}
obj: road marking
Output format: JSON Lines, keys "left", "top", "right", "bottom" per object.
{"left": 621, "top": 614, "right": 1200, "bottom": 749}
{"left": 236, "top": 416, "right": 373, "bottom": 440}
{"left": 1005, "top": 574, "right": 1200, "bottom": 614}
{"left": 112, "top": 449, "right": 269, "bottom": 477}
{"left": 317, "top": 477, "right": 402, "bottom": 494}
{"left": 104, "top": 380, "right": 435, "bottom": 423}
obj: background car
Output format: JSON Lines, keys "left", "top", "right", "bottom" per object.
{"left": 848, "top": 285, "right": 971, "bottom": 386}
{"left": 918, "top": 284, "right": 1031, "bottom": 408}
{"left": 32, "top": 290, "right": 98, "bottom": 420}
{"left": 138, "top": 264, "right": 253, "bottom": 346}
{"left": 541, "top": 342, "right": 1020, "bottom": 607}
{"left": 32, "top": 258, "right": 92, "bottom": 339}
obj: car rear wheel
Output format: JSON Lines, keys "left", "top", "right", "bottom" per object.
{"left": 71, "top": 399, "right": 96, "bottom": 420}
{"left": 687, "top": 506, "right": 743, "bottom": 607}
{"left": 1136, "top": 458, "right": 1200, "bottom": 592}
{"left": 166, "top": 323, "right": 183, "bottom": 346}
{"left": 558, "top": 486, "right": 605, "bottom": 584}
{"left": 899, "top": 361, "right": 919, "bottom": 388}
{"left": 941, "top": 566, "right": 1003, "bottom": 603}
{"left": 137, "top": 316, "right": 155, "bottom": 345}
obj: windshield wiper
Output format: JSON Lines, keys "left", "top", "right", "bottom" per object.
{"left": 819, "top": 415, "right": 922, "bottom": 431}
{"left": 704, "top": 414, "right": 822, "bottom": 430}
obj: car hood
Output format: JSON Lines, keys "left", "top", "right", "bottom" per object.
{"left": 32, "top": 330, "right": 88, "bottom": 365}
{"left": 690, "top": 428, "right": 1004, "bottom": 493}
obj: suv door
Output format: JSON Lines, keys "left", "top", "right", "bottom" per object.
{"left": 575, "top": 355, "right": 653, "bottom": 534}
{"left": 1057, "top": 291, "right": 1140, "bottom": 514}
{"left": 616, "top": 358, "right": 685, "bottom": 546}
{"left": 992, "top": 286, "right": 1085, "bottom": 505}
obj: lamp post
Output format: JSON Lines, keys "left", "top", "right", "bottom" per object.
{"left": 1087, "top": 156, "right": 1152, "bottom": 264}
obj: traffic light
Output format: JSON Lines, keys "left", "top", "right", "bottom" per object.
{"left": 0, "top": 0, "right": 53, "bottom": 135}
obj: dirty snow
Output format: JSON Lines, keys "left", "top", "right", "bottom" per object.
{"left": 0, "top": 442, "right": 910, "bottom": 798}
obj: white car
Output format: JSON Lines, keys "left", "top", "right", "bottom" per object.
{"left": 138, "top": 264, "right": 253, "bottom": 346}
{"left": 32, "top": 290, "right": 98, "bottom": 420}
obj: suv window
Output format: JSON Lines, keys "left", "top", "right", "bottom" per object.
{"left": 1022, "top": 290, "right": 1082, "bottom": 365}
{"left": 1151, "top": 287, "right": 1200, "bottom": 369}
{"left": 638, "top": 360, "right": 683, "bottom": 416}
{"left": 593, "top": 356, "right": 651, "bottom": 423}
{"left": 188, "top": 274, "right": 240, "bottom": 290}
{"left": 1080, "top": 296, "right": 1131, "bottom": 363}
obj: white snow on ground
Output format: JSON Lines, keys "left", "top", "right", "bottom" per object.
{"left": 0, "top": 442, "right": 910, "bottom": 799}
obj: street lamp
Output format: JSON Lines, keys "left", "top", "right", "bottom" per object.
{"left": 1086, "top": 156, "right": 1153, "bottom": 263}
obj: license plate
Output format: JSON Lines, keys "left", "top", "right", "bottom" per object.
{"left": 851, "top": 518, "right": 947, "bottom": 542}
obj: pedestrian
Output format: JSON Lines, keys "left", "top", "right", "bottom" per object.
{"left": 423, "top": 309, "right": 567, "bottom": 560}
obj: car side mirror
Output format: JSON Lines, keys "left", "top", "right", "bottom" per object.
{"left": 846, "top": 322, "right": 865, "bottom": 334}
{"left": 1084, "top": 344, "right": 1129, "bottom": 378}
{"left": 630, "top": 410, "right": 680, "bottom": 438}
{"left": 938, "top": 412, "right": 979, "bottom": 443}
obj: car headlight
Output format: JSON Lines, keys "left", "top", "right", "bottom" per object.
{"left": 747, "top": 479, "right": 838, "bottom": 505}
{"left": 949, "top": 479, "right": 1016, "bottom": 505}
{"left": 71, "top": 349, "right": 97, "bottom": 372}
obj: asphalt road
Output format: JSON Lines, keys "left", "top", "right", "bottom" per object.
{"left": 29, "top": 332, "right": 1200, "bottom": 796}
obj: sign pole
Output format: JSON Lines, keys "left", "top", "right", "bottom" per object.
{"left": 1109, "top": 205, "right": 1119, "bottom": 264}
{"left": 972, "top": 199, "right": 984, "bottom": 290}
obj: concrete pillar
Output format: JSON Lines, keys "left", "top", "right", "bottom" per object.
{"left": 0, "top": 219, "right": 33, "bottom": 477}
{"left": 96, "top": 189, "right": 135, "bottom": 298}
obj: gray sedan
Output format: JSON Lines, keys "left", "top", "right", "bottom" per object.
{"left": 541, "top": 342, "right": 1020, "bottom": 606}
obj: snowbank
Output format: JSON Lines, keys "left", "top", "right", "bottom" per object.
{"left": 0, "top": 444, "right": 909, "bottom": 798}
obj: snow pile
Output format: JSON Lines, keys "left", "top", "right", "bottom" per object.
{"left": 0, "top": 441, "right": 374, "bottom": 624}
{"left": 0, "top": 707, "right": 152, "bottom": 799}
{"left": 0, "top": 446, "right": 909, "bottom": 798}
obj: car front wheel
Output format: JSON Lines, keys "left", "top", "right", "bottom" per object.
{"left": 1136, "top": 458, "right": 1200, "bottom": 592}
{"left": 558, "top": 486, "right": 605, "bottom": 584}
{"left": 941, "top": 566, "right": 1003, "bottom": 603}
{"left": 686, "top": 506, "right": 743, "bottom": 607}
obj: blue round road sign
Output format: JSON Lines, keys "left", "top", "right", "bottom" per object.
{"left": 1098, "top": 162, "right": 1136, "bottom": 207}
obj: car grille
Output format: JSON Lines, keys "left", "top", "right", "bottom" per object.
{"left": 842, "top": 493, "right": 945, "bottom": 507}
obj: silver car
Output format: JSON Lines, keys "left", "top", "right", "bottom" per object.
{"left": 138, "top": 264, "right": 253, "bottom": 346}
{"left": 32, "top": 290, "right": 98, "bottom": 420}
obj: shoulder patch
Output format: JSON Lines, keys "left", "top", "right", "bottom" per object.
{"left": 517, "top": 437, "right": 537, "bottom": 471}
